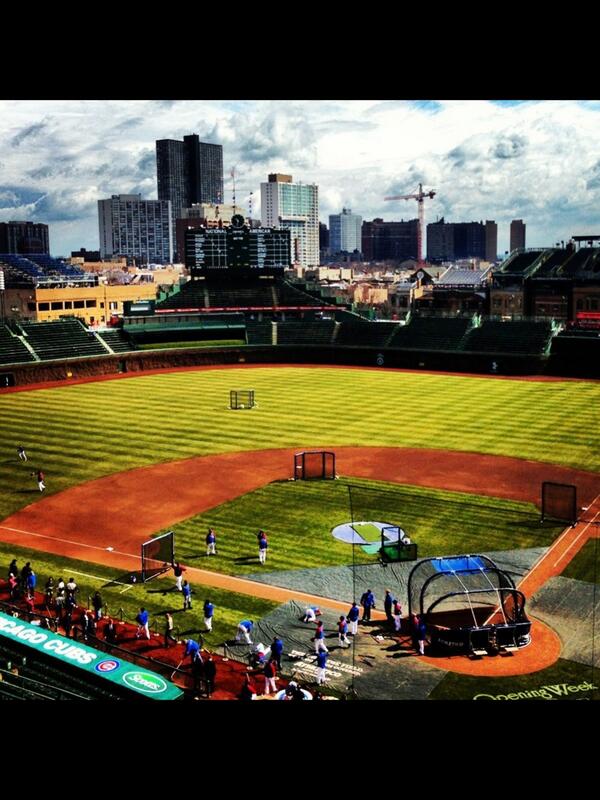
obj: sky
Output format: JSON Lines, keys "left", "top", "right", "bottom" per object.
{"left": 0, "top": 98, "right": 598, "bottom": 258}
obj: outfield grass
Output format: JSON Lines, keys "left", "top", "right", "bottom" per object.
{"left": 562, "top": 540, "right": 600, "bottom": 584}
{"left": 0, "top": 541, "right": 278, "bottom": 647}
{"left": 429, "top": 657, "right": 599, "bottom": 701}
{"left": 0, "top": 367, "right": 597, "bottom": 523}
{"left": 156, "top": 478, "right": 564, "bottom": 575}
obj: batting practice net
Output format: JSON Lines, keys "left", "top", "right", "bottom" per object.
{"left": 141, "top": 530, "right": 175, "bottom": 582}
{"left": 380, "top": 525, "right": 418, "bottom": 563}
{"left": 541, "top": 482, "right": 577, "bottom": 526}
{"left": 230, "top": 389, "right": 255, "bottom": 410}
{"left": 294, "top": 450, "right": 336, "bottom": 480}
{"left": 347, "top": 484, "right": 416, "bottom": 564}
{"left": 408, "top": 554, "right": 531, "bottom": 652}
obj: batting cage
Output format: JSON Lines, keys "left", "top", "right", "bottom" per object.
{"left": 294, "top": 450, "right": 336, "bottom": 480}
{"left": 141, "top": 530, "right": 175, "bottom": 582}
{"left": 408, "top": 554, "right": 531, "bottom": 653}
{"left": 541, "top": 481, "right": 577, "bottom": 526}
{"left": 230, "top": 389, "right": 255, "bottom": 410}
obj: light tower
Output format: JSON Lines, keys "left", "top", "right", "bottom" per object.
{"left": 384, "top": 182, "right": 436, "bottom": 265}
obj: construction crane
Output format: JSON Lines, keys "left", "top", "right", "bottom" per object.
{"left": 384, "top": 183, "right": 436, "bottom": 265}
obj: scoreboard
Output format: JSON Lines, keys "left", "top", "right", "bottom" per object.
{"left": 185, "top": 216, "right": 291, "bottom": 272}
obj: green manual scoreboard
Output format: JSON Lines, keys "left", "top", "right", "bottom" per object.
{"left": 0, "top": 611, "right": 183, "bottom": 701}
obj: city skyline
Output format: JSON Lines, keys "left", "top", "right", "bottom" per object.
{"left": 0, "top": 99, "right": 598, "bottom": 256}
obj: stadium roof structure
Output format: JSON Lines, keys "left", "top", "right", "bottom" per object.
{"left": 435, "top": 267, "right": 492, "bottom": 287}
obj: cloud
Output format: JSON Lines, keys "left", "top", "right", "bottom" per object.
{"left": 11, "top": 121, "right": 47, "bottom": 147}
{"left": 492, "top": 134, "right": 527, "bottom": 159}
{"left": 0, "top": 99, "right": 598, "bottom": 254}
{"left": 111, "top": 116, "right": 144, "bottom": 132}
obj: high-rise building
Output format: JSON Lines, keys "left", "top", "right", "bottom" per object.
{"left": 485, "top": 220, "right": 497, "bottom": 262}
{"left": 510, "top": 219, "right": 526, "bottom": 252}
{"left": 98, "top": 195, "right": 173, "bottom": 264}
{"left": 329, "top": 208, "right": 362, "bottom": 254}
{"left": 427, "top": 219, "right": 497, "bottom": 262}
{"left": 362, "top": 218, "right": 419, "bottom": 262}
{"left": 156, "top": 135, "right": 224, "bottom": 257}
{"left": 260, "top": 174, "right": 319, "bottom": 267}
{"left": 0, "top": 221, "right": 49, "bottom": 255}
{"left": 319, "top": 222, "right": 329, "bottom": 253}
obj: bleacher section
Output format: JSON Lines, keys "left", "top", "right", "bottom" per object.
{"left": 500, "top": 250, "right": 544, "bottom": 274}
{"left": 20, "top": 319, "right": 107, "bottom": 360}
{"left": 388, "top": 316, "right": 472, "bottom": 351}
{"left": 277, "top": 321, "right": 336, "bottom": 345}
{"left": 334, "top": 317, "right": 398, "bottom": 348}
{"left": 0, "top": 325, "right": 36, "bottom": 365}
{"left": 0, "top": 253, "right": 84, "bottom": 281}
{"left": 97, "top": 329, "right": 136, "bottom": 353}
{"left": 560, "top": 248, "right": 600, "bottom": 276}
{"left": 274, "top": 280, "right": 323, "bottom": 307}
{"left": 246, "top": 322, "right": 273, "bottom": 345}
{"left": 0, "top": 254, "right": 45, "bottom": 281}
{"left": 156, "top": 281, "right": 208, "bottom": 310}
{"left": 207, "top": 285, "right": 275, "bottom": 308}
{"left": 26, "top": 254, "right": 84, "bottom": 277}
{"left": 535, "top": 249, "right": 570, "bottom": 277}
{"left": 461, "top": 320, "right": 554, "bottom": 355}
{"left": 155, "top": 277, "right": 327, "bottom": 313}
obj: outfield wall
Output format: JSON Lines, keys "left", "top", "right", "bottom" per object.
{"left": 0, "top": 344, "right": 567, "bottom": 386}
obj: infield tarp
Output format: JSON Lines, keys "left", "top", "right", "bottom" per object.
{"left": 224, "top": 600, "right": 445, "bottom": 701}
{"left": 245, "top": 547, "right": 547, "bottom": 609}
{"left": 529, "top": 575, "right": 600, "bottom": 668}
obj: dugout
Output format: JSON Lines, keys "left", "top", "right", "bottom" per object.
{"left": 408, "top": 554, "right": 531, "bottom": 654}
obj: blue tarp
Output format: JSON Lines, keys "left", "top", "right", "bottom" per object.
{"left": 431, "top": 556, "right": 487, "bottom": 574}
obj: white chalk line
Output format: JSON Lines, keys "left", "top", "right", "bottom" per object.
{"left": 553, "top": 501, "right": 600, "bottom": 567}
{"left": 60, "top": 568, "right": 132, "bottom": 589}
{"left": 0, "top": 524, "right": 138, "bottom": 561}
{"left": 516, "top": 492, "right": 600, "bottom": 589}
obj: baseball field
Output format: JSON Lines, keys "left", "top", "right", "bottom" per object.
{"left": 0, "top": 365, "right": 599, "bottom": 700}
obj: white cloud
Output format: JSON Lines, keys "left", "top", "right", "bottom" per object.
{"left": 0, "top": 99, "right": 598, "bottom": 254}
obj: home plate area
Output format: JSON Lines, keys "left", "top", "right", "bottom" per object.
{"left": 235, "top": 600, "right": 445, "bottom": 701}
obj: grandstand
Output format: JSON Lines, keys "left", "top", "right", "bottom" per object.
{"left": 0, "top": 253, "right": 85, "bottom": 282}
{"left": 498, "top": 249, "right": 545, "bottom": 276}
{"left": 97, "top": 329, "right": 136, "bottom": 353}
{"left": 155, "top": 276, "right": 329, "bottom": 314}
{"left": 388, "top": 315, "right": 473, "bottom": 351}
{"left": 20, "top": 319, "right": 107, "bottom": 360}
{"left": 276, "top": 320, "right": 336, "bottom": 346}
{"left": 560, "top": 248, "right": 600, "bottom": 277}
{"left": 0, "top": 325, "right": 36, "bottom": 365}
{"left": 534, "top": 249, "right": 571, "bottom": 277}
{"left": 461, "top": 319, "right": 555, "bottom": 355}
{"left": 245, "top": 321, "right": 274, "bottom": 345}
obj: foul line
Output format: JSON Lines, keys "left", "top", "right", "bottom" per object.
{"left": 516, "top": 492, "right": 600, "bottom": 591}
{"left": 61, "top": 568, "right": 133, "bottom": 589}
{"left": 553, "top": 503, "right": 600, "bottom": 567}
{"left": 0, "top": 524, "right": 139, "bottom": 562}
